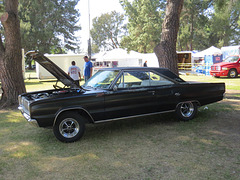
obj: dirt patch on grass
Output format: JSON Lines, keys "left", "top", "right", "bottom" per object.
{"left": 225, "top": 90, "right": 240, "bottom": 101}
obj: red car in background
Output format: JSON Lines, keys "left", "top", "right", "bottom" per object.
{"left": 210, "top": 55, "right": 240, "bottom": 78}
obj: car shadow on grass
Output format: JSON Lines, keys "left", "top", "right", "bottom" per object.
{"left": 225, "top": 93, "right": 240, "bottom": 100}
{"left": 84, "top": 112, "right": 193, "bottom": 141}
{"left": 83, "top": 101, "right": 237, "bottom": 142}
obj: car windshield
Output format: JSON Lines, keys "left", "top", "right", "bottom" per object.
{"left": 83, "top": 70, "right": 119, "bottom": 89}
{"left": 223, "top": 56, "right": 239, "bottom": 63}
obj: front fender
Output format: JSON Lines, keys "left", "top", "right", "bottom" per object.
{"left": 53, "top": 106, "right": 95, "bottom": 126}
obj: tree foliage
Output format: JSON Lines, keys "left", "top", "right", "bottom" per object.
{"left": 90, "top": 11, "right": 126, "bottom": 51}
{"left": 19, "top": 0, "right": 81, "bottom": 54}
{"left": 120, "top": 0, "right": 165, "bottom": 53}
{"left": 120, "top": 0, "right": 239, "bottom": 52}
{"left": 210, "top": 0, "right": 240, "bottom": 47}
{"left": 177, "top": 0, "right": 211, "bottom": 51}
{"left": 177, "top": 0, "right": 240, "bottom": 51}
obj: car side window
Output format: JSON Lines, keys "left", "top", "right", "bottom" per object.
{"left": 149, "top": 72, "right": 174, "bottom": 86}
{"left": 115, "top": 71, "right": 174, "bottom": 89}
{"left": 116, "top": 71, "right": 150, "bottom": 88}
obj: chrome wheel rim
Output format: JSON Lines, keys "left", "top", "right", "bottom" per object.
{"left": 59, "top": 118, "right": 80, "bottom": 138}
{"left": 180, "top": 102, "right": 194, "bottom": 118}
{"left": 230, "top": 70, "right": 236, "bottom": 78}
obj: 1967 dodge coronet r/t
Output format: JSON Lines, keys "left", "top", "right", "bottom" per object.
{"left": 19, "top": 51, "right": 225, "bottom": 142}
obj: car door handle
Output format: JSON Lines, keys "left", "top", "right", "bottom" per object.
{"left": 175, "top": 92, "right": 181, "bottom": 96}
{"left": 148, "top": 91, "right": 155, "bottom": 95}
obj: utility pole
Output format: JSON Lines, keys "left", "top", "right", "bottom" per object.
{"left": 87, "top": 0, "right": 91, "bottom": 59}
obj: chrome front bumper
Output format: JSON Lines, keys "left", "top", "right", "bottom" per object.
{"left": 18, "top": 106, "right": 39, "bottom": 127}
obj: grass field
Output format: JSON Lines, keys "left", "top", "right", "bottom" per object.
{"left": 0, "top": 75, "right": 240, "bottom": 179}
{"left": 181, "top": 75, "right": 240, "bottom": 91}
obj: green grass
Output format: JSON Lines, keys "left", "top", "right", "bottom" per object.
{"left": 1, "top": 104, "right": 240, "bottom": 179}
{"left": 0, "top": 75, "right": 240, "bottom": 179}
{"left": 180, "top": 75, "right": 240, "bottom": 90}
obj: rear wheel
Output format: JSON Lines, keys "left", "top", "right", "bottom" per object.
{"left": 176, "top": 102, "right": 198, "bottom": 121}
{"left": 53, "top": 112, "right": 85, "bottom": 142}
{"left": 228, "top": 69, "right": 238, "bottom": 78}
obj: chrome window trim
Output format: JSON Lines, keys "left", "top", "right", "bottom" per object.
{"left": 109, "top": 69, "right": 177, "bottom": 90}
{"left": 108, "top": 70, "right": 124, "bottom": 90}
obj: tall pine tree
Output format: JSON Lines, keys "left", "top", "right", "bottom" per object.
{"left": 120, "top": 0, "right": 165, "bottom": 53}
{"left": 154, "top": 0, "right": 184, "bottom": 74}
{"left": 210, "top": 0, "right": 240, "bottom": 47}
{"left": 19, "top": 0, "right": 81, "bottom": 54}
{"left": 177, "top": 0, "right": 211, "bottom": 51}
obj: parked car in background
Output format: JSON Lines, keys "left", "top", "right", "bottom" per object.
{"left": 210, "top": 55, "right": 240, "bottom": 78}
{"left": 18, "top": 51, "right": 225, "bottom": 142}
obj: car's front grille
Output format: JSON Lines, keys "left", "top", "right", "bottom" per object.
{"left": 211, "top": 66, "right": 221, "bottom": 71}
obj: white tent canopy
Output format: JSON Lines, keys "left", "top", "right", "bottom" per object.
{"left": 93, "top": 48, "right": 159, "bottom": 67}
{"left": 193, "top": 46, "right": 222, "bottom": 57}
{"left": 93, "top": 48, "right": 137, "bottom": 61}
{"left": 221, "top": 45, "right": 240, "bottom": 59}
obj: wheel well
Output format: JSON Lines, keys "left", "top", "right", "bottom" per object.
{"left": 194, "top": 100, "right": 201, "bottom": 107}
{"left": 229, "top": 68, "right": 237, "bottom": 73}
{"left": 176, "top": 100, "right": 201, "bottom": 108}
{"left": 54, "top": 108, "right": 94, "bottom": 126}
{"left": 228, "top": 68, "right": 238, "bottom": 77}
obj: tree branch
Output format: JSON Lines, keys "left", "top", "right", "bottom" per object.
{"left": 1, "top": 12, "right": 9, "bottom": 22}
{"left": 109, "top": 32, "right": 118, "bottom": 49}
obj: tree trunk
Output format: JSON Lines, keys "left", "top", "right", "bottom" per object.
{"left": 154, "top": 0, "right": 184, "bottom": 75}
{"left": 0, "top": 0, "right": 26, "bottom": 108}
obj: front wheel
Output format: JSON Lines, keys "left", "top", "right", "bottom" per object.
{"left": 176, "top": 102, "right": 198, "bottom": 121}
{"left": 53, "top": 112, "right": 85, "bottom": 142}
{"left": 228, "top": 69, "right": 238, "bottom": 78}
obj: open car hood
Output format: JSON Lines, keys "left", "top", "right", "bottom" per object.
{"left": 26, "top": 51, "right": 80, "bottom": 89}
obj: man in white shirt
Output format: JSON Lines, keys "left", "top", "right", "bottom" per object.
{"left": 68, "top": 61, "right": 81, "bottom": 87}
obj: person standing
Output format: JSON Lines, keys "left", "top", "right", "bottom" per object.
{"left": 143, "top": 60, "right": 148, "bottom": 67}
{"left": 83, "top": 56, "right": 93, "bottom": 82}
{"left": 68, "top": 61, "right": 81, "bottom": 87}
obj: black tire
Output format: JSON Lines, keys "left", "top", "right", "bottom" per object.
{"left": 176, "top": 102, "right": 198, "bottom": 121}
{"left": 53, "top": 112, "right": 85, "bottom": 142}
{"left": 228, "top": 69, "right": 238, "bottom": 78}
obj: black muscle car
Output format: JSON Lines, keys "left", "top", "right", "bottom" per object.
{"left": 18, "top": 51, "right": 225, "bottom": 142}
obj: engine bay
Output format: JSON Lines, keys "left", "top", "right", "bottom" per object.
{"left": 25, "top": 89, "right": 79, "bottom": 101}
